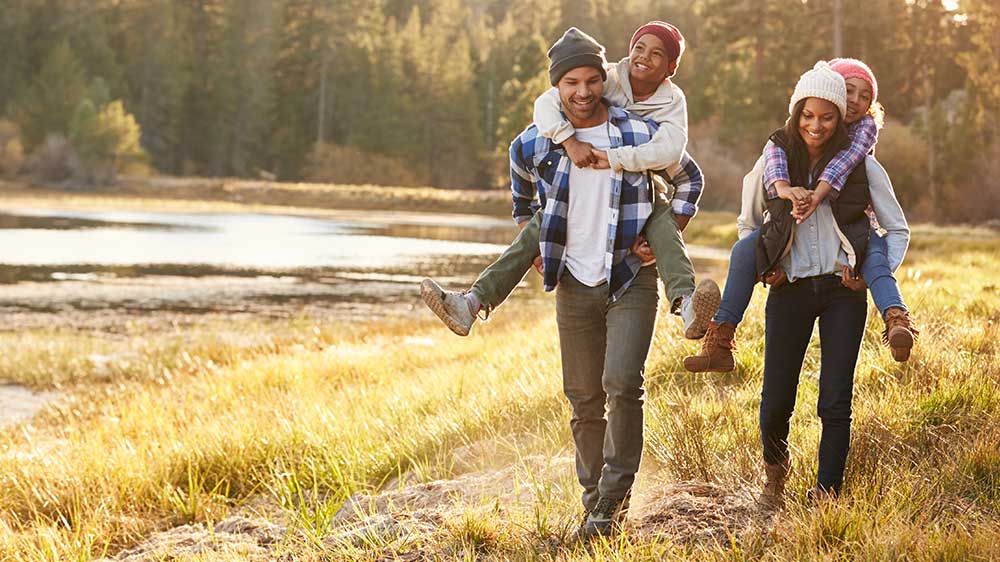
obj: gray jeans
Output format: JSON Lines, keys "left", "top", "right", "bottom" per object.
{"left": 556, "top": 265, "right": 659, "bottom": 510}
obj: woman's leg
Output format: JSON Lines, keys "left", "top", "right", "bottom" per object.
{"left": 714, "top": 230, "right": 760, "bottom": 325}
{"left": 815, "top": 280, "right": 868, "bottom": 493}
{"left": 760, "top": 281, "right": 818, "bottom": 465}
{"left": 859, "top": 232, "right": 905, "bottom": 316}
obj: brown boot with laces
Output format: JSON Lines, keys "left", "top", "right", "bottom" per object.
{"left": 683, "top": 320, "right": 736, "bottom": 372}
{"left": 882, "top": 307, "right": 919, "bottom": 362}
{"left": 759, "top": 458, "right": 791, "bottom": 510}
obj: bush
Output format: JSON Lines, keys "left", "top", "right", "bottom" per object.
{"left": 0, "top": 120, "right": 24, "bottom": 177}
{"left": 303, "top": 143, "right": 430, "bottom": 187}
{"left": 24, "top": 134, "right": 80, "bottom": 184}
{"left": 687, "top": 120, "right": 757, "bottom": 212}
{"left": 875, "top": 119, "right": 931, "bottom": 220}
{"left": 69, "top": 99, "right": 146, "bottom": 185}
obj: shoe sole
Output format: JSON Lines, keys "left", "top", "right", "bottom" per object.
{"left": 684, "top": 279, "right": 722, "bottom": 340}
{"left": 682, "top": 356, "right": 735, "bottom": 373}
{"left": 420, "top": 279, "right": 470, "bottom": 336}
{"left": 889, "top": 328, "right": 913, "bottom": 361}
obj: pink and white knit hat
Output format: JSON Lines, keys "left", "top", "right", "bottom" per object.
{"left": 829, "top": 58, "right": 878, "bottom": 104}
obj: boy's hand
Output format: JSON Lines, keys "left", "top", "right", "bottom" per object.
{"left": 630, "top": 234, "right": 655, "bottom": 263}
{"left": 674, "top": 214, "right": 691, "bottom": 232}
{"left": 590, "top": 149, "right": 610, "bottom": 169}
{"left": 563, "top": 137, "right": 596, "bottom": 168}
{"left": 840, "top": 265, "right": 867, "bottom": 291}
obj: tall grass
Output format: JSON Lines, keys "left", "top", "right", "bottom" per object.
{"left": 1, "top": 226, "right": 998, "bottom": 560}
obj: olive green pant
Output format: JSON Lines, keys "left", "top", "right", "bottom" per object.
{"left": 469, "top": 194, "right": 696, "bottom": 313}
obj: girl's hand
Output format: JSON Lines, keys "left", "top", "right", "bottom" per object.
{"left": 590, "top": 149, "right": 610, "bottom": 169}
{"left": 776, "top": 184, "right": 812, "bottom": 206}
{"left": 563, "top": 137, "right": 596, "bottom": 168}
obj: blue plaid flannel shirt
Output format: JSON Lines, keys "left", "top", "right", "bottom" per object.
{"left": 509, "top": 104, "right": 703, "bottom": 302}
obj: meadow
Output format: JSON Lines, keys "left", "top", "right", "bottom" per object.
{"left": 0, "top": 189, "right": 998, "bottom": 560}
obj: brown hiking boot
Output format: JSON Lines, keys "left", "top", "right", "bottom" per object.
{"left": 882, "top": 307, "right": 919, "bottom": 362}
{"left": 806, "top": 485, "right": 837, "bottom": 505}
{"left": 759, "top": 459, "right": 791, "bottom": 510}
{"left": 682, "top": 321, "right": 736, "bottom": 373}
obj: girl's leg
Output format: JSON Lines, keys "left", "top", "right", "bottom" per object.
{"left": 714, "top": 230, "right": 760, "bottom": 325}
{"left": 859, "top": 232, "right": 905, "bottom": 316}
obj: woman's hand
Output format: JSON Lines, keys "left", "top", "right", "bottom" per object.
{"left": 840, "top": 266, "right": 867, "bottom": 291}
{"left": 763, "top": 266, "right": 788, "bottom": 288}
{"left": 776, "top": 183, "right": 812, "bottom": 206}
{"left": 631, "top": 234, "right": 655, "bottom": 263}
{"left": 563, "top": 137, "right": 596, "bottom": 168}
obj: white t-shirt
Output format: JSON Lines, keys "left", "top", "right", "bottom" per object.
{"left": 565, "top": 122, "right": 613, "bottom": 286}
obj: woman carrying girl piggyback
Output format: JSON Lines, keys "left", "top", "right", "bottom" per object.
{"left": 685, "top": 58, "right": 919, "bottom": 373}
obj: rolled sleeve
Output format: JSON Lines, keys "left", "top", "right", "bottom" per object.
{"left": 655, "top": 152, "right": 702, "bottom": 217}
{"left": 762, "top": 140, "right": 790, "bottom": 199}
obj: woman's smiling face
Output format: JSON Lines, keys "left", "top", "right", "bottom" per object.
{"left": 798, "top": 97, "right": 840, "bottom": 151}
{"left": 629, "top": 34, "right": 672, "bottom": 83}
{"left": 844, "top": 77, "right": 873, "bottom": 124}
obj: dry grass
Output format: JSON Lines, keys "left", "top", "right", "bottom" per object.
{"left": 0, "top": 223, "right": 998, "bottom": 561}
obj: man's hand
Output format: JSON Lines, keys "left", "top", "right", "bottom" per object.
{"left": 591, "top": 149, "right": 610, "bottom": 169}
{"left": 532, "top": 254, "right": 543, "bottom": 276}
{"left": 674, "top": 214, "right": 691, "bottom": 232}
{"left": 840, "top": 265, "right": 867, "bottom": 291}
{"left": 630, "top": 234, "right": 655, "bottom": 263}
{"left": 763, "top": 266, "right": 788, "bottom": 288}
{"left": 563, "top": 137, "right": 596, "bottom": 168}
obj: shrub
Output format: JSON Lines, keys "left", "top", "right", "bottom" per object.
{"left": 24, "top": 134, "right": 80, "bottom": 184}
{"left": 0, "top": 120, "right": 24, "bottom": 177}
{"left": 303, "top": 143, "right": 430, "bottom": 187}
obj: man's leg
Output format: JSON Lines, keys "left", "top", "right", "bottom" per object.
{"left": 556, "top": 271, "right": 609, "bottom": 513}
{"left": 644, "top": 193, "right": 720, "bottom": 339}
{"left": 421, "top": 211, "right": 541, "bottom": 336}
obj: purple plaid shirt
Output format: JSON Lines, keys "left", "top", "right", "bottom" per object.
{"left": 763, "top": 115, "right": 878, "bottom": 199}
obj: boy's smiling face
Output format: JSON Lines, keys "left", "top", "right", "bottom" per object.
{"left": 629, "top": 34, "right": 675, "bottom": 85}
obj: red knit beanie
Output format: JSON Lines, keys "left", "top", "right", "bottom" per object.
{"left": 629, "top": 21, "right": 685, "bottom": 64}
{"left": 829, "top": 58, "right": 878, "bottom": 104}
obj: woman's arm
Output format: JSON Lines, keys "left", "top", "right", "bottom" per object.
{"left": 865, "top": 156, "right": 909, "bottom": 271}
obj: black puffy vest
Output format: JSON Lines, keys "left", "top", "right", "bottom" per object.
{"left": 755, "top": 129, "right": 872, "bottom": 281}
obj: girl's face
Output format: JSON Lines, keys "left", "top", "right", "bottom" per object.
{"left": 844, "top": 77, "right": 873, "bottom": 124}
{"left": 798, "top": 97, "right": 840, "bottom": 151}
{"left": 629, "top": 34, "right": 673, "bottom": 83}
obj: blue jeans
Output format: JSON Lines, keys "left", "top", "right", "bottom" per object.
{"left": 714, "top": 230, "right": 906, "bottom": 326}
{"left": 760, "top": 275, "right": 868, "bottom": 493}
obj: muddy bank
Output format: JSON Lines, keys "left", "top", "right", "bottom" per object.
{"left": 0, "top": 384, "right": 59, "bottom": 428}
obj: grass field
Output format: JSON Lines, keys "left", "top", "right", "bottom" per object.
{"left": 0, "top": 188, "right": 998, "bottom": 560}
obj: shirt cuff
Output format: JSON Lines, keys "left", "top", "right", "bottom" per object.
{"left": 606, "top": 148, "right": 626, "bottom": 172}
{"left": 671, "top": 200, "right": 697, "bottom": 216}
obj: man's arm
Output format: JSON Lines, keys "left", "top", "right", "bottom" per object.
{"left": 605, "top": 86, "right": 688, "bottom": 172}
{"left": 509, "top": 135, "right": 539, "bottom": 225}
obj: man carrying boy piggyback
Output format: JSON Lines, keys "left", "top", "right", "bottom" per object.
{"left": 424, "top": 26, "right": 715, "bottom": 539}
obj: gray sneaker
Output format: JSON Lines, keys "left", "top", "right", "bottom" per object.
{"left": 420, "top": 278, "right": 475, "bottom": 336}
{"left": 579, "top": 493, "right": 630, "bottom": 540}
{"left": 679, "top": 279, "right": 721, "bottom": 340}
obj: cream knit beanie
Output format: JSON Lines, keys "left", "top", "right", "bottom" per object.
{"left": 789, "top": 61, "right": 847, "bottom": 119}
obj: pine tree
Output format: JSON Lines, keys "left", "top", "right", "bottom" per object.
{"left": 11, "top": 41, "right": 89, "bottom": 152}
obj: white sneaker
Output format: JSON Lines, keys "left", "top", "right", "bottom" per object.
{"left": 420, "top": 278, "right": 476, "bottom": 336}
{"left": 679, "top": 279, "right": 721, "bottom": 339}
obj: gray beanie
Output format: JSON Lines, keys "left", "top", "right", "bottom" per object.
{"left": 547, "top": 27, "right": 607, "bottom": 86}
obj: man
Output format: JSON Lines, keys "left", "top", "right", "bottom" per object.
{"left": 501, "top": 27, "right": 676, "bottom": 539}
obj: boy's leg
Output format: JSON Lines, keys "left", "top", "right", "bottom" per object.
{"left": 421, "top": 210, "right": 540, "bottom": 336}
{"left": 469, "top": 210, "right": 541, "bottom": 312}
{"left": 644, "top": 194, "right": 720, "bottom": 339}
{"left": 859, "top": 232, "right": 917, "bottom": 361}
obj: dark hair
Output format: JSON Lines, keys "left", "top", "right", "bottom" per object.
{"left": 784, "top": 97, "right": 850, "bottom": 161}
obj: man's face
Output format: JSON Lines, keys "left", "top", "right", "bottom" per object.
{"left": 557, "top": 66, "right": 604, "bottom": 124}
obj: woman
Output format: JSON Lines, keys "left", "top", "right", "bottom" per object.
{"left": 738, "top": 62, "right": 910, "bottom": 506}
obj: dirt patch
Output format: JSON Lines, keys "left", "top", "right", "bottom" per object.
{"left": 105, "top": 516, "right": 286, "bottom": 561}
{"left": 630, "top": 480, "right": 766, "bottom": 546}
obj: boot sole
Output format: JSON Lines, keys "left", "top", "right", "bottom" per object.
{"left": 420, "top": 279, "right": 471, "bottom": 336}
{"left": 684, "top": 279, "right": 722, "bottom": 340}
{"left": 682, "top": 356, "right": 735, "bottom": 373}
{"left": 888, "top": 327, "right": 913, "bottom": 361}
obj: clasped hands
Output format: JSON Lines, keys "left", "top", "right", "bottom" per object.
{"left": 564, "top": 138, "right": 610, "bottom": 169}
{"left": 774, "top": 184, "right": 819, "bottom": 224}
